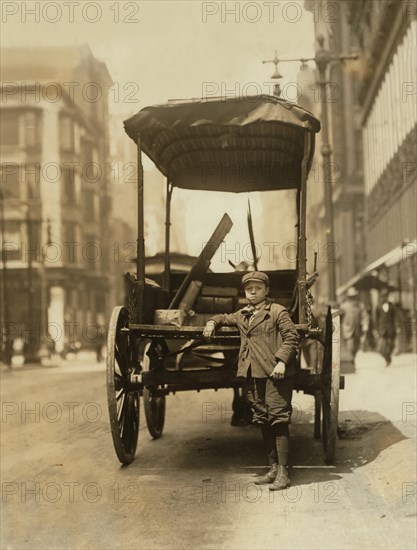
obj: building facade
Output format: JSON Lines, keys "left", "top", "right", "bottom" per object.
{"left": 1, "top": 45, "right": 114, "bottom": 359}
{"left": 345, "top": 0, "right": 416, "bottom": 351}
{"left": 304, "top": 0, "right": 416, "bottom": 350}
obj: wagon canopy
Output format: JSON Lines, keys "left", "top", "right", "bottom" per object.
{"left": 124, "top": 95, "right": 320, "bottom": 193}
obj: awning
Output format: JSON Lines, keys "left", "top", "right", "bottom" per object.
{"left": 337, "top": 241, "right": 417, "bottom": 296}
{"left": 124, "top": 95, "right": 320, "bottom": 192}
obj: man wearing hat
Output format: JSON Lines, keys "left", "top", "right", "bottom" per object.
{"left": 203, "top": 271, "right": 299, "bottom": 490}
{"left": 340, "top": 287, "right": 369, "bottom": 360}
{"left": 375, "top": 287, "right": 397, "bottom": 366}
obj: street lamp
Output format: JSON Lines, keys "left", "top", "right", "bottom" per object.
{"left": 263, "top": 37, "right": 358, "bottom": 303}
{"left": 262, "top": 50, "right": 283, "bottom": 96}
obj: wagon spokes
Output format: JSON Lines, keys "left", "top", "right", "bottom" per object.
{"left": 107, "top": 306, "right": 140, "bottom": 465}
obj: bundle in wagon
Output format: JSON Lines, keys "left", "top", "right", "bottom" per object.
{"left": 106, "top": 94, "right": 344, "bottom": 465}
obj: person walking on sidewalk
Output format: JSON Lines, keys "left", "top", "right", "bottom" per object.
{"left": 340, "top": 287, "right": 369, "bottom": 361}
{"left": 203, "top": 271, "right": 299, "bottom": 490}
{"left": 376, "top": 288, "right": 397, "bottom": 366}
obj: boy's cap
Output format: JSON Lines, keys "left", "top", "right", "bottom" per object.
{"left": 242, "top": 271, "right": 269, "bottom": 287}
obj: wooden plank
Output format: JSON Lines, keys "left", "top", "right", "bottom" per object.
{"left": 142, "top": 368, "right": 239, "bottom": 386}
{"left": 127, "top": 323, "right": 311, "bottom": 337}
{"left": 201, "top": 286, "right": 238, "bottom": 297}
{"left": 169, "top": 213, "right": 233, "bottom": 309}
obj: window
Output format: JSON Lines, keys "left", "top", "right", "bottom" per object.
{"left": 63, "top": 223, "right": 78, "bottom": 263}
{"left": 60, "top": 115, "right": 75, "bottom": 152}
{"left": 100, "top": 196, "right": 111, "bottom": 219}
{"left": 1, "top": 110, "right": 20, "bottom": 146}
{"left": 2, "top": 221, "right": 22, "bottom": 261}
{"left": 22, "top": 163, "right": 41, "bottom": 200}
{"left": 363, "top": 22, "right": 417, "bottom": 194}
{"left": 1, "top": 163, "right": 20, "bottom": 199}
{"left": 82, "top": 141, "right": 95, "bottom": 165}
{"left": 64, "top": 222, "right": 78, "bottom": 243}
{"left": 25, "top": 111, "right": 40, "bottom": 148}
{"left": 62, "top": 166, "right": 77, "bottom": 205}
{"left": 84, "top": 191, "right": 96, "bottom": 220}
{"left": 26, "top": 220, "right": 41, "bottom": 249}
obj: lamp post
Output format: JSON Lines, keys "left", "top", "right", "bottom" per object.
{"left": 0, "top": 189, "right": 12, "bottom": 365}
{"left": 263, "top": 37, "right": 358, "bottom": 303}
{"left": 24, "top": 203, "right": 38, "bottom": 363}
{"left": 23, "top": 191, "right": 50, "bottom": 364}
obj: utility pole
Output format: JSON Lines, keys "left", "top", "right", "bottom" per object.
{"left": 263, "top": 37, "right": 358, "bottom": 303}
{"left": 0, "top": 189, "right": 12, "bottom": 365}
{"left": 24, "top": 204, "right": 38, "bottom": 363}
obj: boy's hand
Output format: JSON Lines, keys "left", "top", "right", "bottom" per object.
{"left": 203, "top": 321, "right": 216, "bottom": 339}
{"left": 271, "top": 361, "right": 286, "bottom": 380}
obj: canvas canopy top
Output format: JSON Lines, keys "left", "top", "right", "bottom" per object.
{"left": 124, "top": 95, "right": 320, "bottom": 192}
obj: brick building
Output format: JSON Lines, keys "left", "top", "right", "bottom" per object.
{"left": 0, "top": 45, "right": 114, "bottom": 358}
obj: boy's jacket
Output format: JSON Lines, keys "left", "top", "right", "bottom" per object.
{"left": 210, "top": 301, "right": 300, "bottom": 379}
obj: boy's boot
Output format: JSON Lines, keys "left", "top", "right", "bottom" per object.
{"left": 254, "top": 463, "right": 278, "bottom": 485}
{"left": 269, "top": 465, "right": 290, "bottom": 490}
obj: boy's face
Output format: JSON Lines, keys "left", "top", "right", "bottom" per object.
{"left": 244, "top": 282, "right": 268, "bottom": 305}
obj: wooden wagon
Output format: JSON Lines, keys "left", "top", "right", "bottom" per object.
{"left": 106, "top": 95, "right": 343, "bottom": 465}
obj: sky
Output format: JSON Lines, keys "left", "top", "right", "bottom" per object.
{"left": 1, "top": 0, "right": 316, "bottom": 111}
{"left": 1, "top": 0, "right": 316, "bottom": 270}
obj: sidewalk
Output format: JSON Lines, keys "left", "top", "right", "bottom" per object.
{"left": 0, "top": 350, "right": 100, "bottom": 372}
{"left": 355, "top": 350, "right": 417, "bottom": 370}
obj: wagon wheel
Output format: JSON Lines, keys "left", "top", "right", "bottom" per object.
{"left": 306, "top": 338, "right": 322, "bottom": 439}
{"left": 107, "top": 306, "right": 140, "bottom": 464}
{"left": 142, "top": 342, "right": 166, "bottom": 439}
{"left": 313, "top": 391, "right": 321, "bottom": 439}
{"left": 321, "top": 306, "right": 341, "bottom": 463}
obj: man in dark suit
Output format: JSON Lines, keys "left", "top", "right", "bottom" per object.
{"left": 376, "top": 288, "right": 397, "bottom": 366}
{"left": 203, "top": 271, "right": 299, "bottom": 490}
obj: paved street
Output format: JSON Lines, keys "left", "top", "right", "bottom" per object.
{"left": 1, "top": 352, "right": 416, "bottom": 550}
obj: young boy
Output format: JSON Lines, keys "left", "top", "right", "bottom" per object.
{"left": 203, "top": 271, "right": 299, "bottom": 490}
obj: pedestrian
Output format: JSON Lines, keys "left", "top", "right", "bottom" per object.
{"left": 376, "top": 288, "right": 397, "bottom": 366}
{"left": 362, "top": 303, "right": 376, "bottom": 352}
{"left": 203, "top": 271, "right": 299, "bottom": 490}
{"left": 393, "top": 302, "right": 406, "bottom": 355}
{"left": 96, "top": 328, "right": 105, "bottom": 363}
{"left": 340, "top": 287, "right": 369, "bottom": 361}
